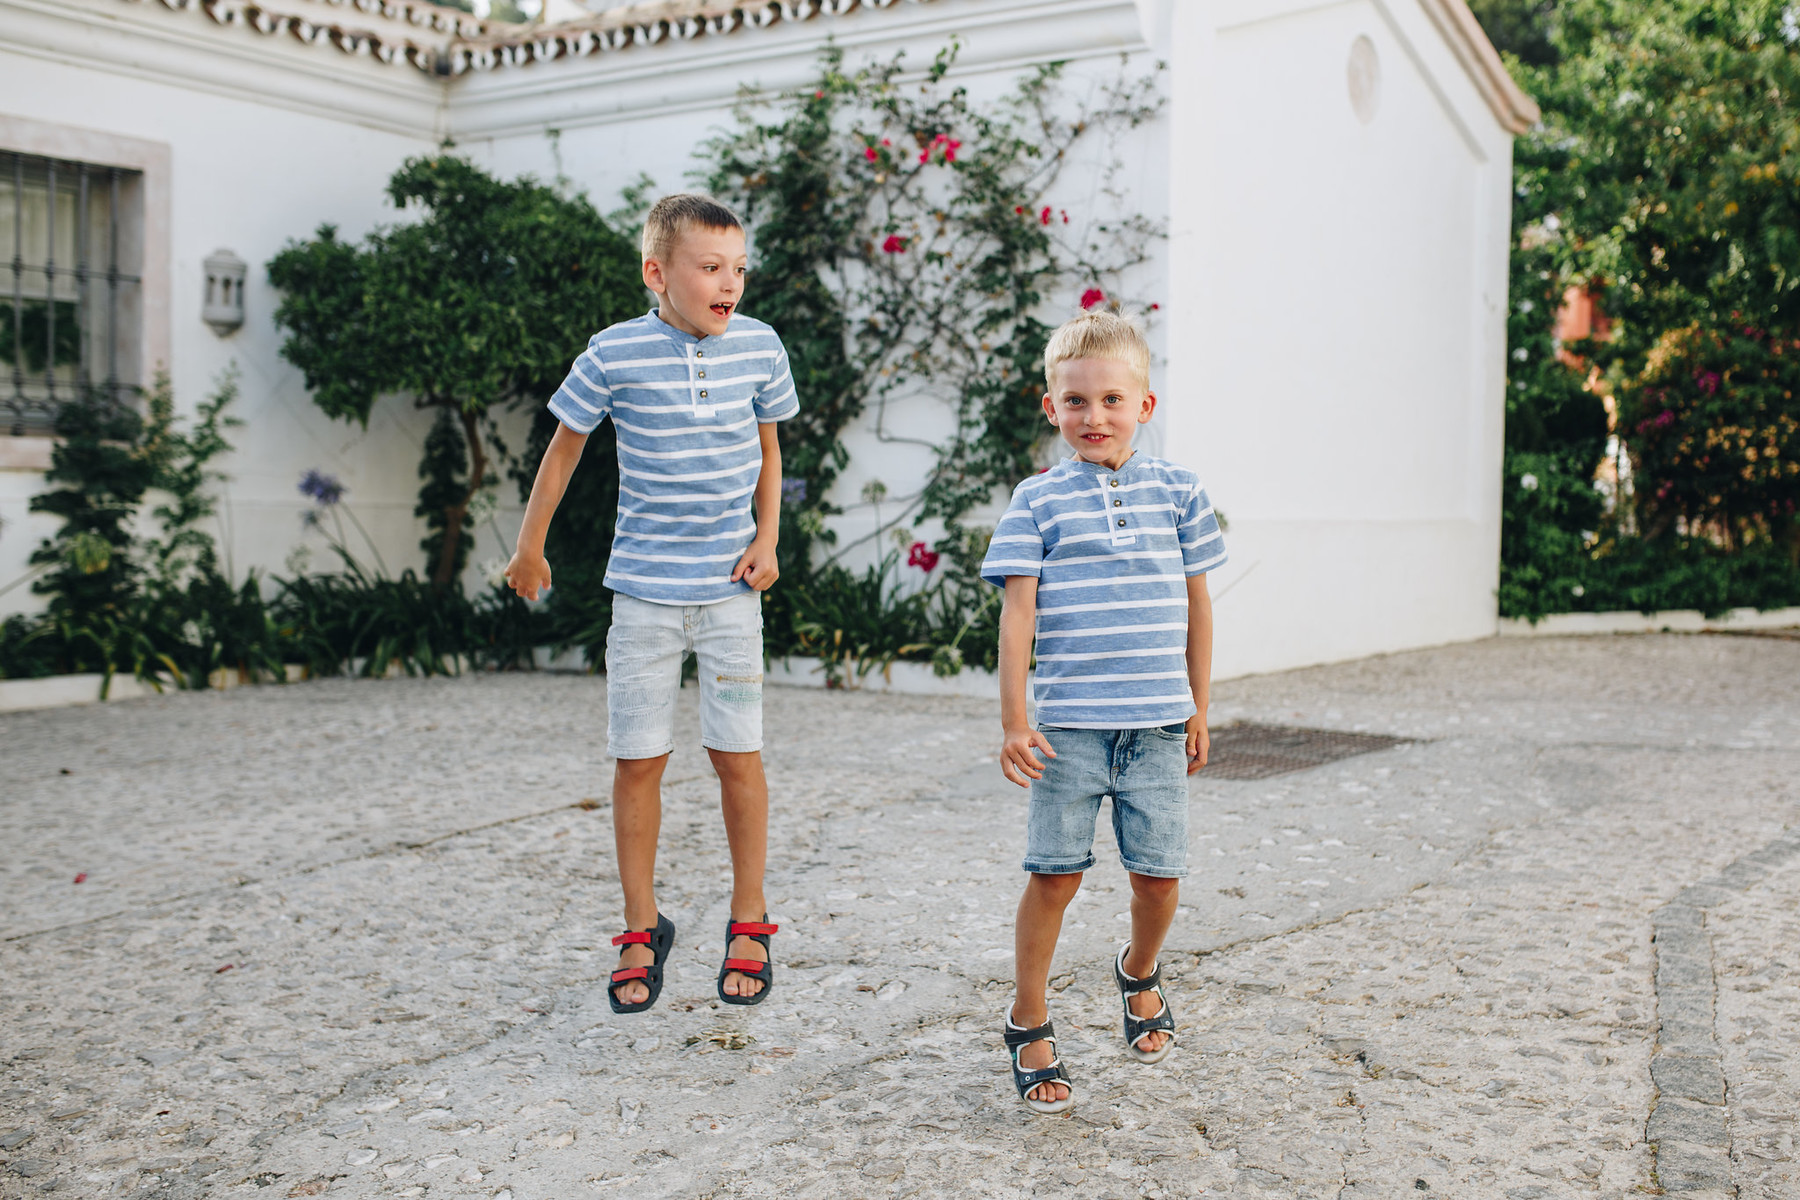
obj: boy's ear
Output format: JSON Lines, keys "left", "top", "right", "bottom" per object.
{"left": 1138, "top": 390, "right": 1157, "bottom": 423}
{"left": 641, "top": 257, "right": 666, "bottom": 296}
{"left": 1041, "top": 393, "right": 1058, "bottom": 425}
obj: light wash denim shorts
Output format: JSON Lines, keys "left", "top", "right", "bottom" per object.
{"left": 1024, "top": 724, "right": 1190, "bottom": 878}
{"left": 605, "top": 592, "right": 764, "bottom": 759}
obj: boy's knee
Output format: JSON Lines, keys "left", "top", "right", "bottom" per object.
{"left": 1029, "top": 871, "right": 1084, "bottom": 901}
{"left": 1128, "top": 872, "right": 1180, "bottom": 898}
{"left": 615, "top": 754, "right": 669, "bottom": 783}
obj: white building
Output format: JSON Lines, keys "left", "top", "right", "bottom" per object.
{"left": 0, "top": 0, "right": 1534, "bottom": 680}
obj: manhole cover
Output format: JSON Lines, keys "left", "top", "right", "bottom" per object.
{"left": 1203, "top": 722, "right": 1412, "bottom": 780}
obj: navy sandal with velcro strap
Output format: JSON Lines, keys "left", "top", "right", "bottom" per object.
{"left": 1003, "top": 1005, "right": 1074, "bottom": 1115}
{"left": 716, "top": 916, "right": 778, "bottom": 1006}
{"left": 608, "top": 913, "right": 675, "bottom": 1015}
{"left": 1113, "top": 943, "right": 1178, "bottom": 1063}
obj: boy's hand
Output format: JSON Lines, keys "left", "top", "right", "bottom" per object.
{"left": 504, "top": 549, "right": 552, "bottom": 602}
{"left": 1000, "top": 726, "right": 1057, "bottom": 788}
{"left": 1185, "top": 714, "right": 1210, "bottom": 775}
{"left": 732, "top": 535, "right": 780, "bottom": 592}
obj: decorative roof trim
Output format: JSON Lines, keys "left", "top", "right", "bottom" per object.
{"left": 1417, "top": 0, "right": 1540, "bottom": 133}
{"left": 115, "top": 0, "right": 933, "bottom": 75}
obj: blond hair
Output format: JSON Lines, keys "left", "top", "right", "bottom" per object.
{"left": 640, "top": 193, "right": 742, "bottom": 264}
{"left": 1043, "top": 309, "right": 1150, "bottom": 390}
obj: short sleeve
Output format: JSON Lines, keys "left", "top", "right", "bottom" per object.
{"left": 979, "top": 483, "right": 1046, "bottom": 588}
{"left": 547, "top": 337, "right": 613, "bottom": 434}
{"left": 1178, "top": 481, "right": 1228, "bottom": 575}
{"left": 754, "top": 338, "right": 799, "bottom": 423}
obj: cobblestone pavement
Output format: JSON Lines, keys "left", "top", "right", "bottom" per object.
{"left": 2, "top": 633, "right": 1796, "bottom": 1199}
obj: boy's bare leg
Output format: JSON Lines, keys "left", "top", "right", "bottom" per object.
{"left": 1012, "top": 871, "right": 1083, "bottom": 1103}
{"left": 612, "top": 753, "right": 669, "bottom": 1006}
{"left": 708, "top": 748, "right": 769, "bottom": 999}
{"left": 1121, "top": 872, "right": 1180, "bottom": 1054}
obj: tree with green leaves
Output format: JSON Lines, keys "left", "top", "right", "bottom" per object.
{"left": 1489, "top": 0, "right": 1800, "bottom": 614}
{"left": 268, "top": 156, "right": 643, "bottom": 586}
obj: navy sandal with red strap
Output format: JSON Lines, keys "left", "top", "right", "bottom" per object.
{"left": 608, "top": 913, "right": 675, "bottom": 1015}
{"left": 716, "top": 916, "right": 778, "bottom": 1006}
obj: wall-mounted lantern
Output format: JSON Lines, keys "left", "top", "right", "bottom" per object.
{"left": 203, "top": 249, "right": 247, "bottom": 336}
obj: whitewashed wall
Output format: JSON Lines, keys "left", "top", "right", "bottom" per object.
{"left": 2, "top": 0, "right": 1520, "bottom": 687}
{"left": 452, "top": 0, "right": 1166, "bottom": 578}
{"left": 0, "top": 3, "right": 447, "bottom": 615}
{"left": 1162, "top": 0, "right": 1515, "bottom": 679}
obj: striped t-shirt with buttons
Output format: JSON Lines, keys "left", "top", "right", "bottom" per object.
{"left": 548, "top": 309, "right": 799, "bottom": 605}
{"left": 979, "top": 452, "right": 1227, "bottom": 729}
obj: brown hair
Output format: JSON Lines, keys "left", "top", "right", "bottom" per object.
{"left": 640, "top": 193, "right": 742, "bottom": 263}
{"left": 1043, "top": 309, "right": 1150, "bottom": 390}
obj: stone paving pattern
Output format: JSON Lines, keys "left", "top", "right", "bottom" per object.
{"left": 1, "top": 633, "right": 1796, "bottom": 1198}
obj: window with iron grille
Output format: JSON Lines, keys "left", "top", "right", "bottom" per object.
{"left": 2, "top": 150, "right": 143, "bottom": 436}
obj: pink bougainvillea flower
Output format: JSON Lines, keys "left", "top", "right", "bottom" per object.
{"left": 73, "top": 872, "right": 87, "bottom": 884}
{"left": 1060, "top": 209, "right": 1070, "bottom": 224}
{"left": 882, "top": 234, "right": 906, "bottom": 254}
{"left": 865, "top": 146, "right": 879, "bottom": 161}
{"left": 1149, "top": 302, "right": 1160, "bottom": 311}
{"left": 882, "top": 138, "right": 891, "bottom": 146}
{"left": 920, "top": 151, "right": 930, "bottom": 163}
{"left": 1015, "top": 205, "right": 1026, "bottom": 215}
{"left": 907, "top": 541, "right": 940, "bottom": 572}
{"left": 1039, "top": 206, "right": 1053, "bottom": 225}
{"left": 1080, "top": 287, "right": 1106, "bottom": 310}
{"left": 814, "top": 90, "right": 825, "bottom": 99}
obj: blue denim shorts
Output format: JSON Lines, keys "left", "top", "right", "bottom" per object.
{"left": 1024, "top": 724, "right": 1190, "bottom": 878}
{"left": 605, "top": 592, "right": 764, "bottom": 759}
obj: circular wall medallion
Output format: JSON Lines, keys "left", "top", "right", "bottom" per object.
{"left": 1347, "top": 34, "right": 1381, "bottom": 124}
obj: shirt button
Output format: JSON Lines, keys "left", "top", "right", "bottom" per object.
{"left": 1109, "top": 479, "right": 1119, "bottom": 487}
{"left": 699, "top": 390, "right": 708, "bottom": 398}
{"left": 696, "top": 350, "right": 704, "bottom": 358}
{"left": 1113, "top": 499, "right": 1122, "bottom": 507}
{"left": 1117, "top": 518, "right": 1127, "bottom": 527}
{"left": 698, "top": 370, "right": 706, "bottom": 378}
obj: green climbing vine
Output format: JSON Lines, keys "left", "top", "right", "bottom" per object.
{"left": 706, "top": 43, "right": 1164, "bottom": 550}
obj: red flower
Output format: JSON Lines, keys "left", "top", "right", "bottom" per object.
{"left": 920, "top": 151, "right": 930, "bottom": 164}
{"left": 73, "top": 872, "right": 87, "bottom": 884}
{"left": 907, "top": 541, "right": 940, "bottom": 572}
{"left": 1060, "top": 209, "right": 1069, "bottom": 224}
{"left": 1149, "top": 302, "right": 1160, "bottom": 311}
{"left": 1080, "top": 287, "right": 1105, "bottom": 310}
{"left": 865, "top": 146, "right": 879, "bottom": 161}
{"left": 814, "top": 90, "right": 825, "bottom": 99}
{"left": 881, "top": 138, "right": 891, "bottom": 146}
{"left": 1015, "top": 205, "right": 1026, "bottom": 215}
{"left": 1039, "top": 206, "right": 1052, "bottom": 225}
{"left": 882, "top": 234, "right": 906, "bottom": 254}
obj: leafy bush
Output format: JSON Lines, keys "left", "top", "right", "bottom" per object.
{"left": 1493, "top": 0, "right": 1800, "bottom": 617}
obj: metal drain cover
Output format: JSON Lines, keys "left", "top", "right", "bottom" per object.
{"left": 1203, "top": 722, "right": 1412, "bottom": 780}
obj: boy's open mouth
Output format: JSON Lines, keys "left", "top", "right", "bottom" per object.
{"left": 710, "top": 302, "right": 734, "bottom": 319}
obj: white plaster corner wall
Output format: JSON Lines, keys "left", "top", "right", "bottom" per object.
{"left": 1164, "top": 0, "right": 1515, "bottom": 679}
{"left": 0, "top": 10, "right": 455, "bottom": 614}
{"left": 454, "top": 0, "right": 1160, "bottom": 573}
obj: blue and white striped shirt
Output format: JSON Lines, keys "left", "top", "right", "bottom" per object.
{"left": 980, "top": 453, "right": 1227, "bottom": 729}
{"left": 548, "top": 309, "right": 799, "bottom": 605}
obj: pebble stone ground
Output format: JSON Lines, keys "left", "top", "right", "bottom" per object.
{"left": 2, "top": 632, "right": 1796, "bottom": 1200}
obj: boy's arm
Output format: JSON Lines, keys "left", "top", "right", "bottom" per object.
{"left": 731, "top": 422, "right": 783, "bottom": 591}
{"left": 505, "top": 422, "right": 588, "bottom": 602}
{"left": 999, "top": 574, "right": 1056, "bottom": 788}
{"left": 1184, "top": 572, "right": 1214, "bottom": 773}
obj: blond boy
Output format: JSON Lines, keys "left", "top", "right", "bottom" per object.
{"left": 507, "top": 195, "right": 794, "bottom": 1012}
{"left": 978, "top": 310, "right": 1226, "bottom": 1111}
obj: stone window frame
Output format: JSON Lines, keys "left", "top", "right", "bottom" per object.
{"left": 0, "top": 116, "right": 168, "bottom": 471}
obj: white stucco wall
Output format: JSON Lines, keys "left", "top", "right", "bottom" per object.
{"left": 0, "top": 2, "right": 446, "bottom": 615}
{"left": 3, "top": 0, "right": 1521, "bottom": 686}
{"left": 451, "top": 0, "right": 1165, "bottom": 572}
{"left": 1163, "top": 0, "right": 1514, "bottom": 680}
